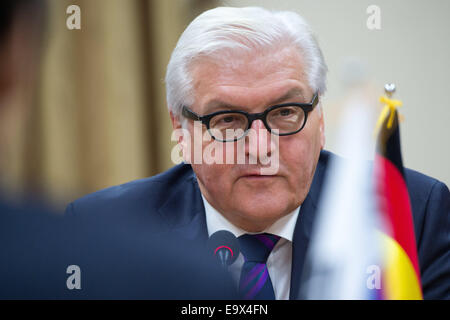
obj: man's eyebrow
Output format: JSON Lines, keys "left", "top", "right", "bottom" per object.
{"left": 202, "top": 100, "right": 242, "bottom": 114}
{"left": 202, "top": 87, "right": 305, "bottom": 114}
{"left": 269, "top": 87, "right": 305, "bottom": 105}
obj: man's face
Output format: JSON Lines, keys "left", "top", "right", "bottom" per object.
{"left": 171, "top": 46, "right": 325, "bottom": 232}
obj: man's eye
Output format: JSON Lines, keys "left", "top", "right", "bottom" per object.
{"left": 211, "top": 114, "right": 244, "bottom": 128}
{"left": 274, "top": 108, "right": 294, "bottom": 117}
{"left": 222, "top": 116, "right": 236, "bottom": 123}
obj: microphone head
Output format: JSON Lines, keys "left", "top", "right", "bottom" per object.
{"left": 207, "top": 230, "right": 240, "bottom": 267}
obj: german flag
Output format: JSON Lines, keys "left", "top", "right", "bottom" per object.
{"left": 375, "top": 97, "right": 423, "bottom": 299}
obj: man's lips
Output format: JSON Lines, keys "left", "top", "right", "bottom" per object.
{"left": 238, "top": 171, "right": 278, "bottom": 179}
{"left": 235, "top": 166, "right": 282, "bottom": 180}
{"left": 241, "top": 175, "right": 276, "bottom": 180}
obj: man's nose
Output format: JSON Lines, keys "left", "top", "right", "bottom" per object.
{"left": 244, "top": 119, "right": 273, "bottom": 163}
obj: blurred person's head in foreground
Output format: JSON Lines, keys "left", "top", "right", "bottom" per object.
{"left": 0, "top": 0, "right": 46, "bottom": 198}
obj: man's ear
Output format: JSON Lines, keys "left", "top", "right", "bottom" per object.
{"left": 170, "top": 110, "right": 181, "bottom": 130}
{"left": 170, "top": 110, "right": 191, "bottom": 164}
{"left": 170, "top": 110, "right": 193, "bottom": 164}
{"left": 318, "top": 105, "right": 326, "bottom": 149}
{"left": 170, "top": 110, "right": 183, "bottom": 143}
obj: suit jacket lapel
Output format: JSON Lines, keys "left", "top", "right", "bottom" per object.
{"left": 289, "top": 151, "right": 330, "bottom": 299}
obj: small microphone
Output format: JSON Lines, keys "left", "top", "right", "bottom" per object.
{"left": 207, "top": 230, "right": 240, "bottom": 268}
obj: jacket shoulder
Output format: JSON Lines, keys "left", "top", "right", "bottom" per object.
{"left": 65, "top": 163, "right": 195, "bottom": 218}
{"left": 403, "top": 167, "right": 446, "bottom": 213}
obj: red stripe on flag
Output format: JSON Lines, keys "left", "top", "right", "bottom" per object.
{"left": 375, "top": 154, "right": 421, "bottom": 280}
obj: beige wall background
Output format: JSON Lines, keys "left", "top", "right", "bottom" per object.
{"left": 2, "top": 0, "right": 448, "bottom": 210}
{"left": 224, "top": 0, "right": 450, "bottom": 187}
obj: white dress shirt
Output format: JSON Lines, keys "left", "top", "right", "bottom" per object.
{"left": 202, "top": 195, "right": 300, "bottom": 300}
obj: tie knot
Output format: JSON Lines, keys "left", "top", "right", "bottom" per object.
{"left": 238, "top": 233, "right": 280, "bottom": 262}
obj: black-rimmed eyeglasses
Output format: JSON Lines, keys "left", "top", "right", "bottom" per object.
{"left": 182, "top": 92, "right": 319, "bottom": 142}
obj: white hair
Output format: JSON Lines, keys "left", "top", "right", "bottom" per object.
{"left": 165, "top": 6, "right": 328, "bottom": 118}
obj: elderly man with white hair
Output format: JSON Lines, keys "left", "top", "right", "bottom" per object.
{"left": 67, "top": 7, "right": 450, "bottom": 300}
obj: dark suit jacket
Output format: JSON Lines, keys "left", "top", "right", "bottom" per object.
{"left": 0, "top": 197, "right": 237, "bottom": 299}
{"left": 66, "top": 150, "right": 450, "bottom": 299}
{"left": 0, "top": 198, "right": 68, "bottom": 299}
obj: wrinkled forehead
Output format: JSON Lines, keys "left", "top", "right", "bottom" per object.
{"left": 188, "top": 46, "right": 310, "bottom": 112}
{"left": 191, "top": 44, "right": 306, "bottom": 80}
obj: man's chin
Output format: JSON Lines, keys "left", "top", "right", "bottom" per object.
{"left": 231, "top": 200, "right": 291, "bottom": 230}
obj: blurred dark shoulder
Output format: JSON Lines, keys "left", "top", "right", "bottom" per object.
{"left": 0, "top": 195, "right": 238, "bottom": 299}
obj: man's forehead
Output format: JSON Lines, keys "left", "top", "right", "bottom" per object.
{"left": 190, "top": 47, "right": 309, "bottom": 111}
{"left": 192, "top": 46, "right": 305, "bottom": 79}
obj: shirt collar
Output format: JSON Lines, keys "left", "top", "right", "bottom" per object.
{"left": 202, "top": 194, "right": 300, "bottom": 242}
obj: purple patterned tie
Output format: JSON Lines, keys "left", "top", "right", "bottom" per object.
{"left": 238, "top": 233, "right": 280, "bottom": 300}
